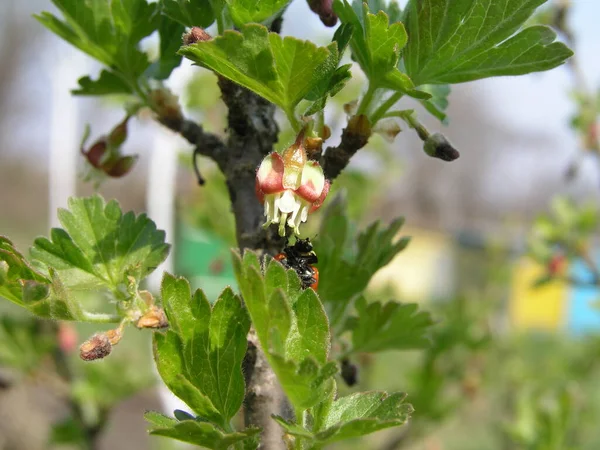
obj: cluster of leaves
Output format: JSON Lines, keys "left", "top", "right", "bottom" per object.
{"left": 180, "top": 0, "right": 572, "bottom": 132}
{"left": 528, "top": 197, "right": 600, "bottom": 287}
{"left": 232, "top": 250, "right": 416, "bottom": 447}
{"left": 0, "top": 195, "right": 168, "bottom": 323}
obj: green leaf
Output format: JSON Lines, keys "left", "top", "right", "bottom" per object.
{"left": 155, "top": 274, "right": 250, "bottom": 424}
{"left": 286, "top": 288, "right": 330, "bottom": 364}
{"left": 226, "top": 0, "right": 291, "bottom": 27}
{"left": 232, "top": 251, "right": 336, "bottom": 409}
{"left": 402, "top": 0, "right": 573, "bottom": 85}
{"left": 179, "top": 24, "right": 339, "bottom": 116}
{"left": 35, "top": 0, "right": 160, "bottom": 81}
{"left": 344, "top": 297, "right": 434, "bottom": 354}
{"left": 276, "top": 391, "right": 413, "bottom": 445}
{"left": 161, "top": 0, "right": 216, "bottom": 27}
{"left": 0, "top": 236, "right": 50, "bottom": 307}
{"left": 31, "top": 195, "right": 169, "bottom": 292}
{"left": 146, "top": 412, "right": 260, "bottom": 449}
{"left": 314, "top": 194, "right": 411, "bottom": 328}
{"left": 146, "top": 15, "right": 185, "bottom": 80}
{"left": 418, "top": 84, "right": 450, "bottom": 123}
{"left": 72, "top": 70, "right": 133, "bottom": 96}
{"left": 334, "top": 0, "right": 426, "bottom": 99}
{"left": 0, "top": 237, "right": 85, "bottom": 321}
{"left": 269, "top": 356, "right": 338, "bottom": 409}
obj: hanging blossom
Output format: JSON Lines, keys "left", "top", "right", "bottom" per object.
{"left": 256, "top": 132, "right": 330, "bottom": 236}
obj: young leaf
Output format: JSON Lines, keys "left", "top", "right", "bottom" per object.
{"left": 155, "top": 274, "right": 250, "bottom": 424}
{"left": 314, "top": 194, "right": 410, "bottom": 327}
{"left": 402, "top": 0, "right": 573, "bottom": 85}
{"left": 161, "top": 0, "right": 216, "bottom": 28}
{"left": 232, "top": 251, "right": 336, "bottom": 409}
{"left": 0, "top": 237, "right": 85, "bottom": 321}
{"left": 275, "top": 391, "right": 413, "bottom": 445}
{"left": 226, "top": 0, "right": 292, "bottom": 27}
{"left": 0, "top": 236, "right": 50, "bottom": 307}
{"left": 146, "top": 412, "right": 260, "bottom": 449}
{"left": 72, "top": 71, "right": 134, "bottom": 96}
{"left": 344, "top": 297, "right": 434, "bottom": 354}
{"left": 35, "top": 0, "right": 160, "bottom": 81}
{"left": 145, "top": 15, "right": 185, "bottom": 80}
{"left": 179, "top": 24, "right": 339, "bottom": 117}
{"left": 333, "top": 0, "right": 427, "bottom": 99}
{"left": 31, "top": 195, "right": 169, "bottom": 291}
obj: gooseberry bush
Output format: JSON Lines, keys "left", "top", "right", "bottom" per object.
{"left": 0, "top": 0, "right": 572, "bottom": 448}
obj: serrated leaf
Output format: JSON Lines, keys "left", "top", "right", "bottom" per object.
{"left": 0, "top": 237, "right": 84, "bottom": 320}
{"left": 276, "top": 391, "right": 413, "bottom": 445}
{"left": 269, "top": 355, "right": 337, "bottom": 409}
{"left": 146, "top": 14, "right": 185, "bottom": 80}
{"left": 156, "top": 274, "right": 250, "bottom": 424}
{"left": 161, "top": 0, "right": 215, "bottom": 27}
{"left": 344, "top": 297, "right": 434, "bottom": 353}
{"left": 286, "top": 288, "right": 330, "bottom": 363}
{"left": 153, "top": 331, "right": 222, "bottom": 423}
{"left": 146, "top": 412, "right": 260, "bottom": 449}
{"left": 226, "top": 0, "right": 291, "bottom": 27}
{"left": 35, "top": 0, "right": 159, "bottom": 81}
{"left": 30, "top": 195, "right": 169, "bottom": 291}
{"left": 0, "top": 236, "right": 50, "bottom": 306}
{"left": 179, "top": 24, "right": 339, "bottom": 115}
{"left": 303, "top": 23, "right": 354, "bottom": 115}
{"left": 72, "top": 70, "right": 133, "bottom": 96}
{"left": 402, "top": 0, "right": 573, "bottom": 85}
{"left": 315, "top": 391, "right": 413, "bottom": 443}
{"left": 334, "top": 0, "right": 426, "bottom": 99}
{"left": 232, "top": 251, "right": 336, "bottom": 410}
{"left": 314, "top": 195, "right": 410, "bottom": 327}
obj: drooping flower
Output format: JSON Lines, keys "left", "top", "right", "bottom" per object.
{"left": 256, "top": 132, "right": 330, "bottom": 236}
{"left": 81, "top": 115, "right": 138, "bottom": 178}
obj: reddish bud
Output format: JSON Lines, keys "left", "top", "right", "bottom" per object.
{"left": 183, "top": 27, "right": 212, "bottom": 45}
{"left": 104, "top": 155, "right": 138, "bottom": 177}
{"left": 307, "top": 0, "right": 338, "bottom": 26}
{"left": 83, "top": 139, "right": 109, "bottom": 169}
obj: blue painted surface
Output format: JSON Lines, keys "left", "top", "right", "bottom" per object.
{"left": 567, "top": 255, "right": 600, "bottom": 334}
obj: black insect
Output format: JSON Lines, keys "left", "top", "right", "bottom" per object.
{"left": 274, "top": 238, "right": 319, "bottom": 290}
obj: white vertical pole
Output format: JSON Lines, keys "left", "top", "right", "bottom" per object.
{"left": 48, "top": 54, "right": 83, "bottom": 228}
{"left": 145, "top": 125, "right": 179, "bottom": 292}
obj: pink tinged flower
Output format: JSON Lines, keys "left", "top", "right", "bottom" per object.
{"left": 256, "top": 134, "right": 329, "bottom": 236}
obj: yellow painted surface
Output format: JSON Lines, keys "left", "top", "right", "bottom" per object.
{"left": 510, "top": 259, "right": 567, "bottom": 330}
{"left": 367, "top": 227, "right": 452, "bottom": 302}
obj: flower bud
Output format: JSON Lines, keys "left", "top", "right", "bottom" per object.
{"left": 80, "top": 333, "right": 112, "bottom": 361}
{"left": 149, "top": 87, "right": 183, "bottom": 123}
{"left": 136, "top": 305, "right": 168, "bottom": 329}
{"left": 423, "top": 133, "right": 460, "bottom": 161}
{"left": 307, "top": 0, "right": 338, "bottom": 26}
{"left": 183, "top": 27, "right": 212, "bottom": 45}
{"left": 104, "top": 155, "right": 138, "bottom": 177}
{"left": 107, "top": 116, "right": 130, "bottom": 148}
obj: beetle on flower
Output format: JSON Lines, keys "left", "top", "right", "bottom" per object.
{"left": 255, "top": 131, "right": 330, "bottom": 236}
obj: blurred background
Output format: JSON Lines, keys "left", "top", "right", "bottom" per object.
{"left": 1, "top": 0, "right": 600, "bottom": 449}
